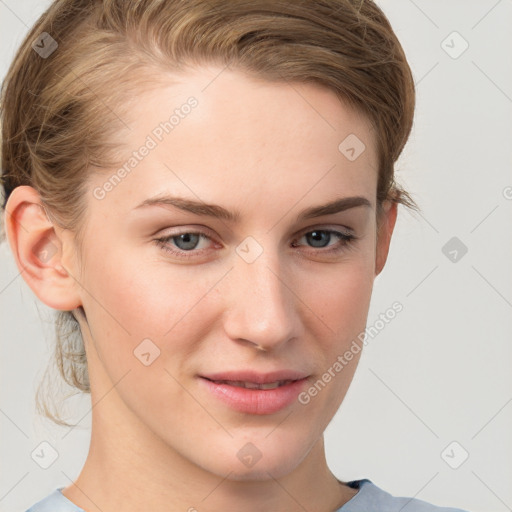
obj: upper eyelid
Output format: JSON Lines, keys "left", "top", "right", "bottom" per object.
{"left": 298, "top": 225, "right": 354, "bottom": 235}
{"left": 159, "top": 224, "right": 354, "bottom": 238}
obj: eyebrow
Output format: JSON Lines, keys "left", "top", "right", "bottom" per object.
{"left": 133, "top": 194, "right": 372, "bottom": 222}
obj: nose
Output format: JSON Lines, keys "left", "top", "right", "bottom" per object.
{"left": 222, "top": 247, "right": 302, "bottom": 352}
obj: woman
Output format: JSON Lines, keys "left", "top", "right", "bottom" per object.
{"left": 1, "top": 0, "right": 470, "bottom": 510}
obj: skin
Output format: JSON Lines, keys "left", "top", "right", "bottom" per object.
{"left": 5, "top": 65, "right": 397, "bottom": 512}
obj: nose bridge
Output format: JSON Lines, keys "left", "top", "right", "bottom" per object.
{"left": 222, "top": 239, "right": 299, "bottom": 350}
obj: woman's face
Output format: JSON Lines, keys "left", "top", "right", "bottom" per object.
{"left": 65, "top": 65, "right": 395, "bottom": 480}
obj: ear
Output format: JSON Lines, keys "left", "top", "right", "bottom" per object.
{"left": 375, "top": 200, "right": 397, "bottom": 276}
{"left": 3, "top": 185, "right": 83, "bottom": 310}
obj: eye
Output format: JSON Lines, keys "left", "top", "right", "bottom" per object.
{"left": 292, "top": 228, "right": 357, "bottom": 255}
{"left": 154, "top": 230, "right": 216, "bottom": 260}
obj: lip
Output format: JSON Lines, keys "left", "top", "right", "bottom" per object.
{"left": 198, "top": 370, "right": 310, "bottom": 415}
{"left": 201, "top": 370, "right": 309, "bottom": 384}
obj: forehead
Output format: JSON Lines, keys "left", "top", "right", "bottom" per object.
{"left": 88, "top": 65, "right": 378, "bottom": 218}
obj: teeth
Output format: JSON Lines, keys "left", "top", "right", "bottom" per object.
{"left": 213, "top": 379, "right": 293, "bottom": 390}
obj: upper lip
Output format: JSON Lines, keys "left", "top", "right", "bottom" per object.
{"left": 200, "top": 370, "right": 309, "bottom": 384}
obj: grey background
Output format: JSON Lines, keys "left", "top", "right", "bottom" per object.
{"left": 1, "top": 1, "right": 511, "bottom": 511}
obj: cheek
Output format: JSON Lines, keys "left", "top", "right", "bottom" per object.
{"left": 78, "top": 247, "right": 212, "bottom": 407}
{"left": 78, "top": 245, "right": 228, "bottom": 403}
{"left": 298, "top": 251, "right": 375, "bottom": 337}
{"left": 296, "top": 258, "right": 373, "bottom": 417}
{"left": 82, "top": 240, "right": 214, "bottom": 337}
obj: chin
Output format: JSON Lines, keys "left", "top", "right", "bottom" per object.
{"left": 220, "top": 458, "right": 302, "bottom": 482}
{"left": 199, "top": 438, "right": 309, "bottom": 482}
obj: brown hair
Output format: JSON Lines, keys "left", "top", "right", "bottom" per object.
{"left": 0, "top": 0, "right": 417, "bottom": 426}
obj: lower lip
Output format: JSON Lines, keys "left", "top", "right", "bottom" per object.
{"left": 199, "top": 377, "right": 309, "bottom": 415}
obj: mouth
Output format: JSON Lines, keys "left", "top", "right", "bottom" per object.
{"left": 198, "top": 374, "right": 310, "bottom": 415}
{"left": 202, "top": 378, "right": 297, "bottom": 390}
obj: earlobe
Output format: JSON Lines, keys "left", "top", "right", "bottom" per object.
{"left": 375, "top": 200, "right": 398, "bottom": 276}
{"left": 4, "top": 185, "right": 82, "bottom": 311}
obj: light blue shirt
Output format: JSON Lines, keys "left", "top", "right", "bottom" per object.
{"left": 25, "top": 479, "right": 469, "bottom": 511}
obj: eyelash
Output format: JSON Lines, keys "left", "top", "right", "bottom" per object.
{"left": 154, "top": 227, "right": 358, "bottom": 260}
